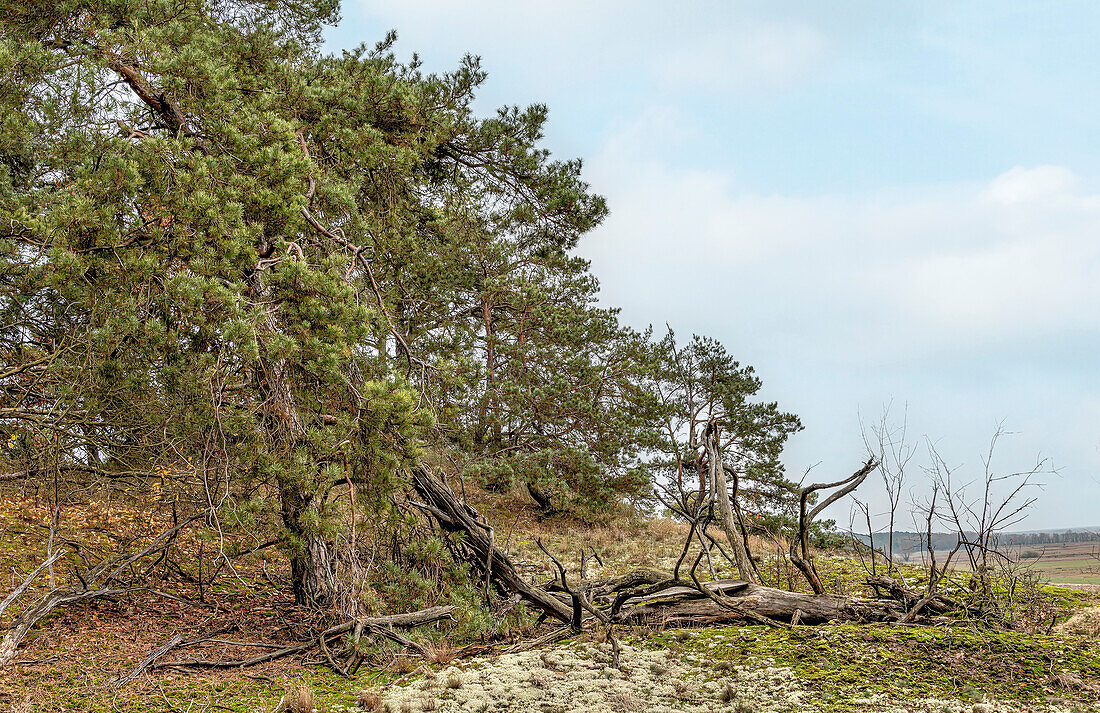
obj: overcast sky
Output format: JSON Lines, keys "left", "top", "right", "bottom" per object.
{"left": 328, "top": 1, "right": 1100, "bottom": 531}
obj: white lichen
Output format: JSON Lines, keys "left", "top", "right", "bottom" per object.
{"left": 373, "top": 639, "right": 1099, "bottom": 713}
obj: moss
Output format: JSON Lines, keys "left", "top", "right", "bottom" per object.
{"left": 1043, "top": 584, "right": 1097, "bottom": 610}
{"left": 647, "top": 623, "right": 1100, "bottom": 710}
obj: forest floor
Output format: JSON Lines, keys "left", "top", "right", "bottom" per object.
{"left": 1, "top": 488, "right": 1099, "bottom": 713}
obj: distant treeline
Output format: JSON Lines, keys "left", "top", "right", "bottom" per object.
{"left": 854, "top": 530, "right": 1100, "bottom": 555}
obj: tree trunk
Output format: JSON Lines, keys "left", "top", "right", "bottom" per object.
{"left": 616, "top": 578, "right": 905, "bottom": 626}
{"left": 705, "top": 421, "right": 756, "bottom": 582}
{"left": 249, "top": 268, "right": 335, "bottom": 608}
{"left": 526, "top": 481, "right": 555, "bottom": 513}
{"left": 409, "top": 466, "right": 573, "bottom": 623}
{"left": 790, "top": 459, "right": 877, "bottom": 595}
{"left": 276, "top": 465, "right": 336, "bottom": 608}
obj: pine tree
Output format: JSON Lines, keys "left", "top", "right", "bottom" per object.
{"left": 648, "top": 331, "right": 803, "bottom": 527}
{"left": 0, "top": 0, "right": 628, "bottom": 603}
{"left": 0, "top": 0, "right": 437, "bottom": 606}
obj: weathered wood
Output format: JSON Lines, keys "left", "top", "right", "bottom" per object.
{"left": 409, "top": 466, "right": 574, "bottom": 624}
{"left": 322, "top": 605, "right": 456, "bottom": 638}
{"left": 593, "top": 569, "right": 669, "bottom": 595}
{"left": 0, "top": 586, "right": 149, "bottom": 665}
{"left": 155, "top": 605, "right": 456, "bottom": 670}
{"left": 618, "top": 580, "right": 904, "bottom": 626}
{"left": 791, "top": 459, "right": 877, "bottom": 594}
{"left": 619, "top": 579, "right": 750, "bottom": 607}
{"left": 704, "top": 421, "right": 755, "bottom": 582}
{"left": 364, "top": 605, "right": 456, "bottom": 628}
{"left": 110, "top": 632, "right": 184, "bottom": 688}
{"left": 1, "top": 518, "right": 198, "bottom": 666}
{"left": 0, "top": 550, "right": 65, "bottom": 622}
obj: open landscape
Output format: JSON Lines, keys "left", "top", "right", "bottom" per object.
{"left": 866, "top": 536, "right": 1100, "bottom": 588}
{"left": 2, "top": 480, "right": 1100, "bottom": 713}
{"left": 3, "top": 1, "right": 1100, "bottom": 712}
{"left": 998, "top": 543, "right": 1100, "bottom": 589}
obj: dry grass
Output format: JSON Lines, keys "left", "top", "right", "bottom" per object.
{"left": 282, "top": 685, "right": 322, "bottom": 713}
{"left": 0, "top": 490, "right": 349, "bottom": 712}
{"left": 5, "top": 481, "right": 1098, "bottom": 713}
{"left": 1055, "top": 606, "right": 1100, "bottom": 639}
{"left": 357, "top": 690, "right": 386, "bottom": 712}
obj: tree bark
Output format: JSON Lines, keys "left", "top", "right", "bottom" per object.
{"left": 616, "top": 578, "right": 905, "bottom": 626}
{"left": 409, "top": 466, "right": 574, "bottom": 623}
{"left": 704, "top": 421, "right": 756, "bottom": 582}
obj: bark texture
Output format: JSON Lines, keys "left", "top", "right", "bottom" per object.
{"left": 409, "top": 466, "right": 574, "bottom": 623}
{"left": 616, "top": 578, "right": 905, "bottom": 626}
{"left": 704, "top": 421, "right": 755, "bottom": 582}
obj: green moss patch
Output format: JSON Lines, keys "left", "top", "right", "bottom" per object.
{"left": 648, "top": 623, "right": 1100, "bottom": 711}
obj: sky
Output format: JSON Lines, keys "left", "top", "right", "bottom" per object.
{"left": 326, "top": 1, "right": 1100, "bottom": 532}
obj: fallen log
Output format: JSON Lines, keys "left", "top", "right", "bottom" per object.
{"left": 405, "top": 467, "right": 936, "bottom": 632}
{"left": 591, "top": 569, "right": 669, "bottom": 600}
{"left": 154, "top": 605, "right": 456, "bottom": 670}
{"left": 617, "top": 579, "right": 905, "bottom": 626}
{"left": 618, "top": 578, "right": 750, "bottom": 607}
{"left": 327, "top": 605, "right": 456, "bottom": 632}
{"left": 1, "top": 517, "right": 200, "bottom": 666}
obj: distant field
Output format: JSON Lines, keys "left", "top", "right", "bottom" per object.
{"left": 899, "top": 540, "right": 1100, "bottom": 586}
{"left": 1009, "top": 541, "right": 1100, "bottom": 585}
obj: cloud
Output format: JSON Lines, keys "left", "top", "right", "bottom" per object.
{"left": 578, "top": 111, "right": 1100, "bottom": 529}
{"left": 981, "top": 165, "right": 1079, "bottom": 205}
{"left": 583, "top": 116, "right": 1100, "bottom": 364}
{"left": 342, "top": 0, "right": 646, "bottom": 80}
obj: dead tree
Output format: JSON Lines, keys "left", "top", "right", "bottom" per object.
{"left": 790, "top": 459, "right": 877, "bottom": 595}
{"left": 926, "top": 428, "right": 1048, "bottom": 620}
{"left": 152, "top": 606, "right": 456, "bottom": 675}
{"left": 0, "top": 516, "right": 199, "bottom": 665}
{"left": 614, "top": 578, "right": 906, "bottom": 626}
{"left": 407, "top": 461, "right": 967, "bottom": 631}
{"left": 898, "top": 483, "right": 966, "bottom": 623}
{"left": 537, "top": 540, "right": 622, "bottom": 667}
{"left": 863, "top": 403, "right": 917, "bottom": 574}
{"left": 408, "top": 466, "right": 573, "bottom": 624}
{"left": 703, "top": 420, "right": 756, "bottom": 582}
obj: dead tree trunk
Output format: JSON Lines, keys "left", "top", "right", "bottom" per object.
{"left": 407, "top": 463, "right": 957, "bottom": 633}
{"left": 615, "top": 578, "right": 905, "bottom": 626}
{"left": 790, "top": 459, "right": 877, "bottom": 594}
{"left": 0, "top": 517, "right": 198, "bottom": 665}
{"left": 704, "top": 421, "right": 756, "bottom": 583}
{"left": 408, "top": 466, "right": 573, "bottom": 624}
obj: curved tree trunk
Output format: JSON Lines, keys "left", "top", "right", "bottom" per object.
{"left": 704, "top": 421, "right": 756, "bottom": 583}
{"left": 409, "top": 466, "right": 573, "bottom": 623}
{"left": 407, "top": 464, "right": 955, "bottom": 632}
{"left": 790, "top": 459, "right": 877, "bottom": 595}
